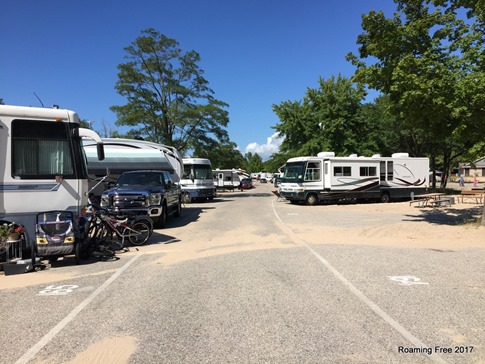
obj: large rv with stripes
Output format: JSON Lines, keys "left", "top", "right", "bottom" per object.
{"left": 279, "top": 152, "right": 429, "bottom": 205}
{"left": 0, "top": 105, "right": 104, "bottom": 246}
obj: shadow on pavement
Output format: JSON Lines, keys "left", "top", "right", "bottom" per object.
{"left": 403, "top": 206, "right": 483, "bottom": 225}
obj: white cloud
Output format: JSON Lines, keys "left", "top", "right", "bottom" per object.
{"left": 244, "top": 132, "right": 284, "bottom": 160}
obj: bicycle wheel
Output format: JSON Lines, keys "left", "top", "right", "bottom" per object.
{"left": 128, "top": 220, "right": 151, "bottom": 246}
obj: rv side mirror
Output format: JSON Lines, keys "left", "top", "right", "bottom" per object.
{"left": 190, "top": 173, "right": 194, "bottom": 182}
{"left": 97, "top": 143, "right": 105, "bottom": 161}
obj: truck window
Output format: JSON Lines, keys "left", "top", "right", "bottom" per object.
{"left": 12, "top": 119, "right": 75, "bottom": 179}
{"left": 163, "top": 172, "right": 173, "bottom": 186}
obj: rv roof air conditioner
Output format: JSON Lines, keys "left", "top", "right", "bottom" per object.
{"left": 392, "top": 153, "right": 409, "bottom": 158}
{"left": 372, "top": 154, "right": 381, "bottom": 158}
{"left": 317, "top": 152, "right": 335, "bottom": 158}
{"left": 349, "top": 154, "right": 358, "bottom": 158}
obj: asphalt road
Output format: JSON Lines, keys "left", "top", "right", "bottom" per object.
{"left": 0, "top": 182, "right": 483, "bottom": 364}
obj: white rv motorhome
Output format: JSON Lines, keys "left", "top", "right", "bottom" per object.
{"left": 0, "top": 105, "right": 104, "bottom": 248}
{"left": 180, "top": 158, "right": 215, "bottom": 201}
{"left": 280, "top": 152, "right": 429, "bottom": 205}
{"left": 82, "top": 138, "right": 183, "bottom": 196}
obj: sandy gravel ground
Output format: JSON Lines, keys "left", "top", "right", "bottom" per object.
{"left": 2, "top": 190, "right": 483, "bottom": 290}
{"left": 1, "top": 187, "right": 484, "bottom": 364}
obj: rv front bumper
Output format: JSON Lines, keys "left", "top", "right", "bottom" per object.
{"left": 183, "top": 188, "right": 215, "bottom": 199}
{"left": 281, "top": 189, "right": 305, "bottom": 200}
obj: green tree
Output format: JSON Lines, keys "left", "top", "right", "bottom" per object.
{"left": 361, "top": 94, "right": 431, "bottom": 157}
{"left": 0, "top": 98, "right": 4, "bottom": 105}
{"left": 195, "top": 141, "right": 245, "bottom": 170}
{"left": 273, "top": 75, "right": 367, "bottom": 157}
{"left": 347, "top": 0, "right": 485, "bottom": 188}
{"left": 111, "top": 28, "right": 230, "bottom": 155}
{"left": 79, "top": 118, "right": 92, "bottom": 129}
{"left": 264, "top": 152, "right": 292, "bottom": 174}
{"left": 245, "top": 152, "right": 264, "bottom": 173}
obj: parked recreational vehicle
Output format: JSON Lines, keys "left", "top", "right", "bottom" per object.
{"left": 0, "top": 105, "right": 105, "bottom": 247}
{"left": 213, "top": 169, "right": 243, "bottom": 190}
{"left": 280, "top": 152, "right": 429, "bottom": 205}
{"left": 180, "top": 158, "right": 215, "bottom": 201}
{"left": 83, "top": 138, "right": 183, "bottom": 196}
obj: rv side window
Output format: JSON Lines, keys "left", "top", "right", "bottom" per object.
{"left": 380, "top": 161, "right": 394, "bottom": 181}
{"left": 182, "top": 165, "right": 192, "bottom": 179}
{"left": 334, "top": 166, "right": 351, "bottom": 177}
{"left": 360, "top": 166, "right": 377, "bottom": 177}
{"left": 304, "top": 162, "right": 321, "bottom": 181}
{"left": 12, "top": 120, "right": 75, "bottom": 179}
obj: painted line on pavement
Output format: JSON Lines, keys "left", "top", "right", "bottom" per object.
{"left": 15, "top": 254, "right": 141, "bottom": 364}
{"left": 271, "top": 200, "right": 447, "bottom": 364}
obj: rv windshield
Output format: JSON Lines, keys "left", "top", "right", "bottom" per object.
{"left": 183, "top": 164, "right": 212, "bottom": 180}
{"left": 282, "top": 162, "right": 306, "bottom": 182}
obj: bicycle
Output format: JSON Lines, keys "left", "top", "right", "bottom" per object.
{"left": 80, "top": 205, "right": 153, "bottom": 260}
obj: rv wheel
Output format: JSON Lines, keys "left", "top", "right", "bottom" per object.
{"left": 306, "top": 193, "right": 319, "bottom": 206}
{"left": 380, "top": 193, "right": 390, "bottom": 203}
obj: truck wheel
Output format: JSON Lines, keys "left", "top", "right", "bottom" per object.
{"left": 174, "top": 200, "right": 181, "bottom": 217}
{"left": 154, "top": 204, "right": 167, "bottom": 228}
{"left": 380, "top": 193, "right": 390, "bottom": 203}
{"left": 306, "top": 194, "right": 319, "bottom": 206}
{"left": 75, "top": 243, "right": 81, "bottom": 265}
{"left": 31, "top": 245, "right": 37, "bottom": 268}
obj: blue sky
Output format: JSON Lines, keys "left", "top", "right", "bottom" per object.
{"left": 1, "top": 0, "right": 395, "bottom": 159}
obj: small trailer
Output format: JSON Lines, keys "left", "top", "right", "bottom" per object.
{"left": 280, "top": 152, "right": 429, "bottom": 205}
{"left": 213, "top": 169, "right": 242, "bottom": 191}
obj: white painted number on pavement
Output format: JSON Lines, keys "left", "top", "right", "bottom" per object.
{"left": 38, "top": 285, "right": 79, "bottom": 296}
{"left": 387, "top": 276, "right": 429, "bottom": 286}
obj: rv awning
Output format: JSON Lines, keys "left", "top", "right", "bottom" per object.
{"left": 84, "top": 147, "right": 174, "bottom": 176}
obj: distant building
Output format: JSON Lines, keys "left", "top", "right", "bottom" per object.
{"left": 459, "top": 156, "right": 485, "bottom": 182}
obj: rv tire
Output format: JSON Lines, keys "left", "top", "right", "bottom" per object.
{"left": 380, "top": 193, "right": 390, "bottom": 203}
{"left": 306, "top": 193, "right": 319, "bottom": 206}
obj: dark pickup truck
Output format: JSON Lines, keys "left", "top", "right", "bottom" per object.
{"left": 100, "top": 170, "right": 182, "bottom": 228}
